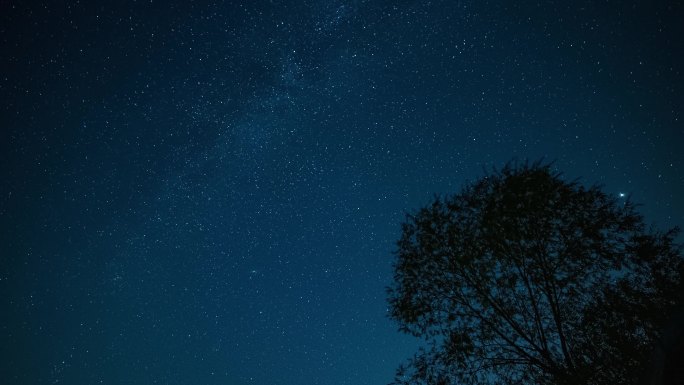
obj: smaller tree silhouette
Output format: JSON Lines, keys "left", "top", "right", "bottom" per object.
{"left": 387, "top": 162, "right": 683, "bottom": 385}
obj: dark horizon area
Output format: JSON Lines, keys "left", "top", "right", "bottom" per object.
{"left": 1, "top": 1, "right": 683, "bottom": 384}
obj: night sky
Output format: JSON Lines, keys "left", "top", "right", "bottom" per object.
{"left": 1, "top": 1, "right": 683, "bottom": 384}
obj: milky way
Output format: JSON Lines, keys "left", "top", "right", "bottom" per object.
{"left": 1, "top": 1, "right": 683, "bottom": 384}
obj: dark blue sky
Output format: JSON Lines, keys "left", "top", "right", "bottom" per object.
{"left": 1, "top": 1, "right": 682, "bottom": 384}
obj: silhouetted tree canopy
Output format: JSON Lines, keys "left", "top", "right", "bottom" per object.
{"left": 387, "top": 162, "right": 683, "bottom": 385}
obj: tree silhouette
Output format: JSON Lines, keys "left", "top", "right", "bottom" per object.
{"left": 387, "top": 162, "right": 683, "bottom": 385}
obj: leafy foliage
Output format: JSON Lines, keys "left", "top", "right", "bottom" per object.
{"left": 387, "top": 162, "right": 683, "bottom": 385}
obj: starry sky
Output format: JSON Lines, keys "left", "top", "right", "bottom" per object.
{"left": 1, "top": 1, "right": 683, "bottom": 384}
